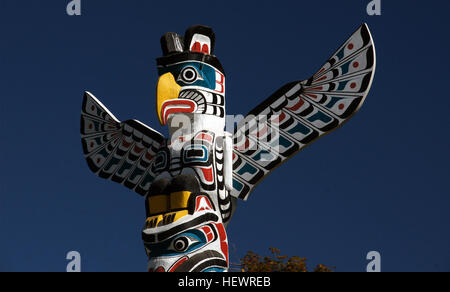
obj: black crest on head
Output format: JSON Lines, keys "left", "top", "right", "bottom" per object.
{"left": 160, "top": 32, "right": 185, "bottom": 56}
{"left": 158, "top": 25, "right": 225, "bottom": 75}
{"left": 160, "top": 25, "right": 216, "bottom": 56}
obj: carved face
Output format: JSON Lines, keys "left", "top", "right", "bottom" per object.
{"left": 142, "top": 193, "right": 229, "bottom": 272}
{"left": 155, "top": 26, "right": 226, "bottom": 126}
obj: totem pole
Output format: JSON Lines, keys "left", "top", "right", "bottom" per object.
{"left": 80, "top": 24, "right": 376, "bottom": 272}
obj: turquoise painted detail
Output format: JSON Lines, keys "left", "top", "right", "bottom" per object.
{"left": 158, "top": 61, "right": 217, "bottom": 91}
{"left": 340, "top": 60, "right": 351, "bottom": 75}
{"left": 237, "top": 162, "right": 258, "bottom": 177}
{"left": 129, "top": 166, "right": 145, "bottom": 181}
{"left": 97, "top": 147, "right": 110, "bottom": 160}
{"left": 337, "top": 80, "right": 350, "bottom": 91}
{"left": 307, "top": 110, "right": 332, "bottom": 124}
{"left": 117, "top": 160, "right": 133, "bottom": 176}
{"left": 252, "top": 149, "right": 275, "bottom": 162}
{"left": 93, "top": 136, "right": 103, "bottom": 146}
{"left": 233, "top": 179, "right": 244, "bottom": 191}
{"left": 287, "top": 122, "right": 311, "bottom": 136}
{"left": 326, "top": 96, "right": 344, "bottom": 109}
{"left": 278, "top": 134, "right": 293, "bottom": 148}
{"left": 203, "top": 268, "right": 226, "bottom": 272}
{"left": 268, "top": 134, "right": 293, "bottom": 154}
{"left": 104, "top": 156, "right": 121, "bottom": 172}
{"left": 336, "top": 47, "right": 345, "bottom": 60}
{"left": 91, "top": 119, "right": 100, "bottom": 131}
{"left": 143, "top": 229, "right": 207, "bottom": 257}
{"left": 153, "top": 151, "right": 167, "bottom": 171}
{"left": 183, "top": 144, "right": 208, "bottom": 163}
{"left": 139, "top": 171, "right": 154, "bottom": 188}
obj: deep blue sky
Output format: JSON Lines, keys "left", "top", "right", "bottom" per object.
{"left": 1, "top": 1, "right": 449, "bottom": 272}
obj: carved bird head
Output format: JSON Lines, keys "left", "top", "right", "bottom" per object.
{"left": 156, "top": 25, "right": 226, "bottom": 128}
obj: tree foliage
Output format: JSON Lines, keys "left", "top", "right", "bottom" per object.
{"left": 239, "top": 247, "right": 334, "bottom": 272}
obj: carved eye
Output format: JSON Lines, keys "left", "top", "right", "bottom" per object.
{"left": 179, "top": 66, "right": 202, "bottom": 84}
{"left": 173, "top": 237, "right": 189, "bottom": 252}
{"left": 170, "top": 236, "right": 198, "bottom": 253}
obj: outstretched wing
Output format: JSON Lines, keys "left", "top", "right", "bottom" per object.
{"left": 81, "top": 92, "right": 166, "bottom": 196}
{"left": 231, "top": 23, "right": 376, "bottom": 201}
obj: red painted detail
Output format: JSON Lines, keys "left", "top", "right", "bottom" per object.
{"left": 195, "top": 195, "right": 214, "bottom": 212}
{"left": 168, "top": 257, "right": 188, "bottom": 272}
{"left": 287, "top": 99, "right": 305, "bottom": 111}
{"left": 96, "top": 158, "right": 101, "bottom": 164}
{"left": 161, "top": 99, "right": 197, "bottom": 125}
{"left": 338, "top": 104, "right": 345, "bottom": 110}
{"left": 308, "top": 86, "right": 323, "bottom": 91}
{"left": 154, "top": 266, "right": 166, "bottom": 273}
{"left": 316, "top": 75, "right": 327, "bottom": 82}
{"left": 232, "top": 153, "right": 236, "bottom": 160}
{"left": 145, "top": 152, "right": 154, "bottom": 161}
{"left": 90, "top": 142, "right": 94, "bottom": 148}
{"left": 201, "top": 226, "right": 211, "bottom": 234}
{"left": 256, "top": 125, "right": 268, "bottom": 138}
{"left": 317, "top": 67, "right": 325, "bottom": 75}
{"left": 200, "top": 226, "right": 214, "bottom": 242}
{"left": 195, "top": 133, "right": 213, "bottom": 144}
{"left": 91, "top": 105, "right": 95, "bottom": 111}
{"left": 200, "top": 167, "right": 214, "bottom": 182}
{"left": 306, "top": 93, "right": 318, "bottom": 99}
{"left": 202, "top": 44, "right": 209, "bottom": 54}
{"left": 353, "top": 62, "right": 359, "bottom": 68}
{"left": 206, "top": 230, "right": 214, "bottom": 242}
{"left": 243, "top": 139, "right": 250, "bottom": 150}
{"left": 350, "top": 82, "right": 357, "bottom": 89}
{"left": 348, "top": 43, "right": 354, "bottom": 50}
{"left": 214, "top": 223, "right": 229, "bottom": 264}
{"left": 221, "top": 242, "right": 229, "bottom": 264}
{"left": 191, "top": 42, "right": 201, "bottom": 52}
{"left": 214, "top": 70, "right": 225, "bottom": 94}
{"left": 250, "top": 124, "right": 268, "bottom": 138}
{"left": 122, "top": 140, "right": 132, "bottom": 148}
{"left": 88, "top": 124, "right": 93, "bottom": 129}
{"left": 271, "top": 111, "right": 286, "bottom": 124}
{"left": 178, "top": 137, "right": 185, "bottom": 143}
{"left": 134, "top": 145, "right": 143, "bottom": 153}
{"left": 235, "top": 139, "right": 250, "bottom": 151}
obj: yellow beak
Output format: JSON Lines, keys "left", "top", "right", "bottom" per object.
{"left": 156, "top": 73, "right": 181, "bottom": 125}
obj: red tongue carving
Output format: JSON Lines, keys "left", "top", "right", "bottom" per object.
{"left": 161, "top": 99, "right": 197, "bottom": 125}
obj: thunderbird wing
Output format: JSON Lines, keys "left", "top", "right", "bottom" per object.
{"left": 81, "top": 92, "right": 166, "bottom": 196}
{"left": 231, "top": 24, "right": 376, "bottom": 200}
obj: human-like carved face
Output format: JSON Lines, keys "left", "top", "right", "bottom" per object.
{"left": 142, "top": 194, "right": 229, "bottom": 272}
